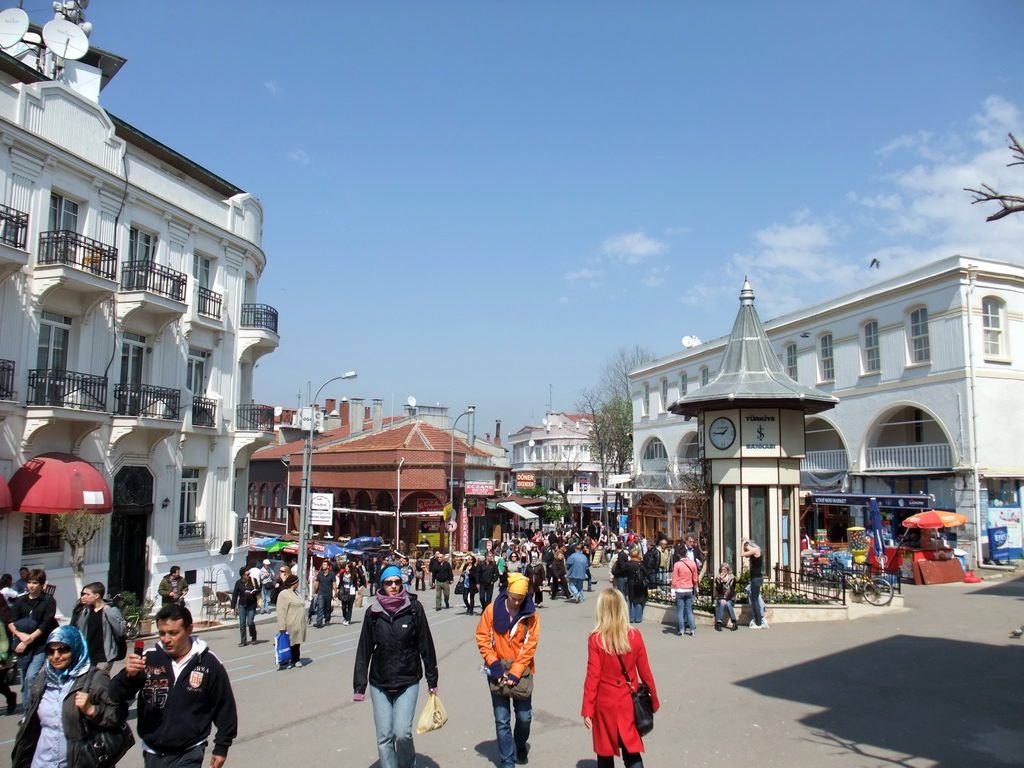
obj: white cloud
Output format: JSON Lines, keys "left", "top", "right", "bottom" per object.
{"left": 264, "top": 80, "right": 281, "bottom": 96}
{"left": 687, "top": 96, "right": 1024, "bottom": 321}
{"left": 600, "top": 231, "right": 667, "bottom": 264}
{"left": 288, "top": 149, "right": 311, "bottom": 166}
{"left": 563, "top": 267, "right": 601, "bottom": 282}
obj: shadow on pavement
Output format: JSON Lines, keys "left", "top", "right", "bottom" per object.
{"left": 736, "top": 635, "right": 1024, "bottom": 766}
{"left": 968, "top": 575, "right": 1024, "bottom": 600}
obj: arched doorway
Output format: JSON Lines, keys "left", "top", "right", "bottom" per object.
{"left": 108, "top": 466, "right": 152, "bottom": 599}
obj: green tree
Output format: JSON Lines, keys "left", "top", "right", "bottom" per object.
{"left": 55, "top": 509, "right": 105, "bottom": 596}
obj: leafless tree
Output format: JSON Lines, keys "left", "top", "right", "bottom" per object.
{"left": 965, "top": 133, "right": 1024, "bottom": 221}
{"left": 55, "top": 509, "right": 105, "bottom": 596}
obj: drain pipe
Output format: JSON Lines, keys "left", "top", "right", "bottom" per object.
{"left": 963, "top": 265, "right": 983, "bottom": 570}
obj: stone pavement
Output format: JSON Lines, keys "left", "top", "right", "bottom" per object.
{"left": 2, "top": 570, "right": 1022, "bottom": 767}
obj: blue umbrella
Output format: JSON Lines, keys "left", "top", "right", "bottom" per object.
{"left": 252, "top": 536, "right": 280, "bottom": 550}
{"left": 869, "top": 497, "right": 886, "bottom": 566}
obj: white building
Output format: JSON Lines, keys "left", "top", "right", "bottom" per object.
{"left": 0, "top": 36, "right": 278, "bottom": 615}
{"left": 509, "top": 412, "right": 602, "bottom": 516}
{"left": 629, "top": 255, "right": 1024, "bottom": 567}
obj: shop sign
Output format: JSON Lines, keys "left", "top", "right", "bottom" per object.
{"left": 417, "top": 499, "right": 443, "bottom": 514}
{"left": 466, "top": 481, "right": 494, "bottom": 496}
{"left": 309, "top": 493, "right": 333, "bottom": 525}
{"left": 517, "top": 473, "right": 535, "bottom": 489}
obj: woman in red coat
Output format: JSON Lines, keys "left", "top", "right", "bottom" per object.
{"left": 582, "top": 589, "right": 660, "bottom": 767}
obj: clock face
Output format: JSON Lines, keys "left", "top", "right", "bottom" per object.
{"left": 709, "top": 417, "right": 736, "bottom": 450}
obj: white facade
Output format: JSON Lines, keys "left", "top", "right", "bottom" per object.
{"left": 630, "top": 256, "right": 1024, "bottom": 566}
{"left": 0, "top": 57, "right": 279, "bottom": 616}
{"left": 509, "top": 412, "right": 601, "bottom": 509}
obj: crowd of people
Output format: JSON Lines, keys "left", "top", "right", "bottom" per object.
{"left": 0, "top": 525, "right": 773, "bottom": 768}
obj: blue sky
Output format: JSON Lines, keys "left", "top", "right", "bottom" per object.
{"left": 44, "top": 1, "right": 1024, "bottom": 434}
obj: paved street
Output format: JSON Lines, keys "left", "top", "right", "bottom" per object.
{"left": 2, "top": 568, "right": 1022, "bottom": 767}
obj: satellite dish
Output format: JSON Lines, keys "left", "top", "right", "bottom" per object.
{"left": 528, "top": 439, "right": 535, "bottom": 447}
{"left": 542, "top": 418, "right": 548, "bottom": 427}
{"left": 682, "top": 335, "right": 702, "bottom": 348}
{"left": 407, "top": 396, "right": 416, "bottom": 407}
{"left": 273, "top": 406, "right": 282, "bottom": 417}
{"left": 42, "top": 18, "right": 89, "bottom": 60}
{"left": 0, "top": 8, "right": 29, "bottom": 50}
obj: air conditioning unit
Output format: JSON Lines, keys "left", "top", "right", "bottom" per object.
{"left": 498, "top": 482, "right": 509, "bottom": 494}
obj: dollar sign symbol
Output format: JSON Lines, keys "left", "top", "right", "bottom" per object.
{"left": 757, "top": 426, "right": 765, "bottom": 441}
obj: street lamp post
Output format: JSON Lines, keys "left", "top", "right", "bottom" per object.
{"left": 396, "top": 456, "right": 405, "bottom": 552}
{"left": 298, "top": 371, "right": 357, "bottom": 597}
{"left": 448, "top": 406, "right": 475, "bottom": 552}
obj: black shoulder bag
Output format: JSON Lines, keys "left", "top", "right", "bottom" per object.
{"left": 78, "top": 668, "right": 136, "bottom": 768}
{"left": 616, "top": 654, "right": 654, "bottom": 737}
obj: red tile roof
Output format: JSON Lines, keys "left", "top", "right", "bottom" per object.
{"left": 320, "top": 421, "right": 487, "bottom": 456}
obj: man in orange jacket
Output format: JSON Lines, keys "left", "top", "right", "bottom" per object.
{"left": 475, "top": 572, "right": 540, "bottom": 767}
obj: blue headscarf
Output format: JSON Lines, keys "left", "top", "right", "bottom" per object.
{"left": 43, "top": 625, "right": 90, "bottom": 689}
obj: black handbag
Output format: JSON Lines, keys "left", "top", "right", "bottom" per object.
{"left": 617, "top": 655, "right": 654, "bottom": 737}
{"left": 78, "top": 670, "right": 136, "bottom": 768}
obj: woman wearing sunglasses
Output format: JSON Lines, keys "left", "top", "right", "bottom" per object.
{"left": 353, "top": 566, "right": 438, "bottom": 768}
{"left": 12, "top": 625, "right": 125, "bottom": 768}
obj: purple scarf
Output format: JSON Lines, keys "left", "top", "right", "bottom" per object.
{"left": 377, "top": 587, "right": 409, "bottom": 615}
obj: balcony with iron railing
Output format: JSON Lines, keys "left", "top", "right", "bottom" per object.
{"left": 866, "top": 443, "right": 953, "bottom": 471}
{"left": 196, "top": 286, "right": 223, "bottom": 319}
{"left": 0, "top": 359, "right": 13, "bottom": 400}
{"left": 237, "top": 403, "right": 274, "bottom": 431}
{"left": 801, "top": 449, "right": 849, "bottom": 473}
{"left": 38, "top": 230, "right": 118, "bottom": 280}
{"left": 178, "top": 521, "right": 206, "bottom": 540}
{"left": 27, "top": 369, "right": 107, "bottom": 411}
{"left": 113, "top": 383, "right": 182, "bottom": 420}
{"left": 121, "top": 261, "right": 188, "bottom": 302}
{"left": 241, "top": 303, "right": 279, "bottom": 333}
{"left": 0, "top": 203, "right": 29, "bottom": 249}
{"left": 192, "top": 395, "right": 217, "bottom": 427}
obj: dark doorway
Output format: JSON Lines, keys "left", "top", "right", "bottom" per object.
{"left": 108, "top": 466, "right": 153, "bottom": 599}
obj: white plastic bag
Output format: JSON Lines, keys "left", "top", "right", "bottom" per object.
{"left": 416, "top": 692, "right": 448, "bottom": 734}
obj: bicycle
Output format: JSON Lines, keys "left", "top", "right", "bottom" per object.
{"left": 841, "top": 570, "right": 894, "bottom": 607}
{"left": 109, "top": 593, "right": 144, "bottom": 639}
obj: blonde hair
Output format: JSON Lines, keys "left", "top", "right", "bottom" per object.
{"left": 592, "top": 589, "right": 632, "bottom": 655}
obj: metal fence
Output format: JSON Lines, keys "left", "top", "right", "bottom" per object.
{"left": 27, "top": 369, "right": 107, "bottom": 411}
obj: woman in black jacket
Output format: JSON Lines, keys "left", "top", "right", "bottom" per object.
{"left": 459, "top": 555, "right": 480, "bottom": 616}
{"left": 230, "top": 566, "right": 260, "bottom": 647}
{"left": 623, "top": 547, "right": 649, "bottom": 623}
{"left": 352, "top": 566, "right": 438, "bottom": 768}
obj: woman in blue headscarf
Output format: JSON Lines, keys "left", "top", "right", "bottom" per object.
{"left": 11, "top": 625, "right": 126, "bottom": 768}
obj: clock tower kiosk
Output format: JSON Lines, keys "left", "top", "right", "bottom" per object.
{"left": 669, "top": 280, "right": 838, "bottom": 573}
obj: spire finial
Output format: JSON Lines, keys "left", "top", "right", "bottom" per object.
{"left": 740, "top": 278, "right": 754, "bottom": 306}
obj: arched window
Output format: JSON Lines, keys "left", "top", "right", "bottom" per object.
{"left": 819, "top": 333, "right": 834, "bottom": 382}
{"left": 643, "top": 383, "right": 650, "bottom": 416}
{"left": 863, "top": 321, "right": 880, "bottom": 373}
{"left": 785, "top": 343, "right": 798, "bottom": 378}
{"left": 247, "top": 483, "right": 258, "bottom": 517}
{"left": 660, "top": 379, "right": 668, "bottom": 411}
{"left": 700, "top": 367, "right": 709, "bottom": 386}
{"left": 982, "top": 297, "right": 1005, "bottom": 357}
{"left": 909, "top": 307, "right": 930, "bottom": 363}
{"left": 260, "top": 484, "right": 271, "bottom": 520}
{"left": 679, "top": 372, "right": 688, "bottom": 396}
{"left": 643, "top": 439, "right": 668, "bottom": 460}
{"left": 274, "top": 484, "right": 287, "bottom": 521}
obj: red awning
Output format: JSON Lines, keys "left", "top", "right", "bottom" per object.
{"left": 8, "top": 453, "right": 112, "bottom": 515}
{"left": 0, "top": 474, "right": 11, "bottom": 514}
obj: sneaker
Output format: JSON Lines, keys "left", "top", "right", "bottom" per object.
{"left": 761, "top": 620, "right": 770, "bottom": 629}
{"left": 749, "top": 622, "right": 764, "bottom": 629}
{"left": 293, "top": 661, "right": 304, "bottom": 668}
{"left": 343, "top": 620, "right": 350, "bottom": 626}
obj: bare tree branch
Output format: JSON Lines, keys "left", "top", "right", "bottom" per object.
{"left": 965, "top": 133, "right": 1024, "bottom": 221}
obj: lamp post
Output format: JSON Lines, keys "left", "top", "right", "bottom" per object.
{"left": 448, "top": 406, "right": 475, "bottom": 552}
{"left": 298, "top": 371, "right": 357, "bottom": 597}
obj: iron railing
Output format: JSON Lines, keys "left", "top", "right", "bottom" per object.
{"left": 113, "top": 383, "right": 181, "bottom": 420}
{"left": 0, "top": 203, "right": 29, "bottom": 249}
{"left": 27, "top": 369, "right": 107, "bottom": 411}
{"left": 178, "top": 521, "right": 206, "bottom": 540}
{"left": 38, "top": 230, "right": 118, "bottom": 280}
{"left": 866, "top": 443, "right": 953, "bottom": 471}
{"left": 23, "top": 531, "right": 63, "bottom": 553}
{"left": 241, "top": 303, "right": 279, "bottom": 333}
{"left": 192, "top": 396, "right": 216, "bottom": 427}
{"left": 196, "top": 286, "right": 223, "bottom": 319}
{"left": 121, "top": 261, "right": 188, "bottom": 301}
{"left": 237, "top": 403, "right": 274, "bottom": 431}
{"left": 0, "top": 358, "right": 13, "bottom": 400}
{"left": 801, "top": 449, "right": 849, "bottom": 472}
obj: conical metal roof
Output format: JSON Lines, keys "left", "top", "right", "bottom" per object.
{"left": 668, "top": 280, "right": 838, "bottom": 417}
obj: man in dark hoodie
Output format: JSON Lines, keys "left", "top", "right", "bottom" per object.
{"left": 110, "top": 604, "right": 237, "bottom": 768}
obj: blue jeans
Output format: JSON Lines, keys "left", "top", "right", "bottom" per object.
{"left": 715, "top": 599, "right": 737, "bottom": 625}
{"left": 261, "top": 585, "right": 274, "bottom": 613}
{"left": 613, "top": 577, "right": 628, "bottom": 599}
{"left": 568, "top": 578, "right": 585, "bottom": 600}
{"left": 675, "top": 591, "right": 695, "bottom": 634}
{"left": 17, "top": 648, "right": 45, "bottom": 702}
{"left": 316, "top": 592, "right": 332, "bottom": 624}
{"left": 369, "top": 683, "right": 419, "bottom": 768}
{"left": 749, "top": 576, "right": 764, "bottom": 626}
{"left": 628, "top": 601, "right": 644, "bottom": 623}
{"left": 237, "top": 603, "right": 256, "bottom": 643}
{"left": 490, "top": 691, "right": 532, "bottom": 768}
